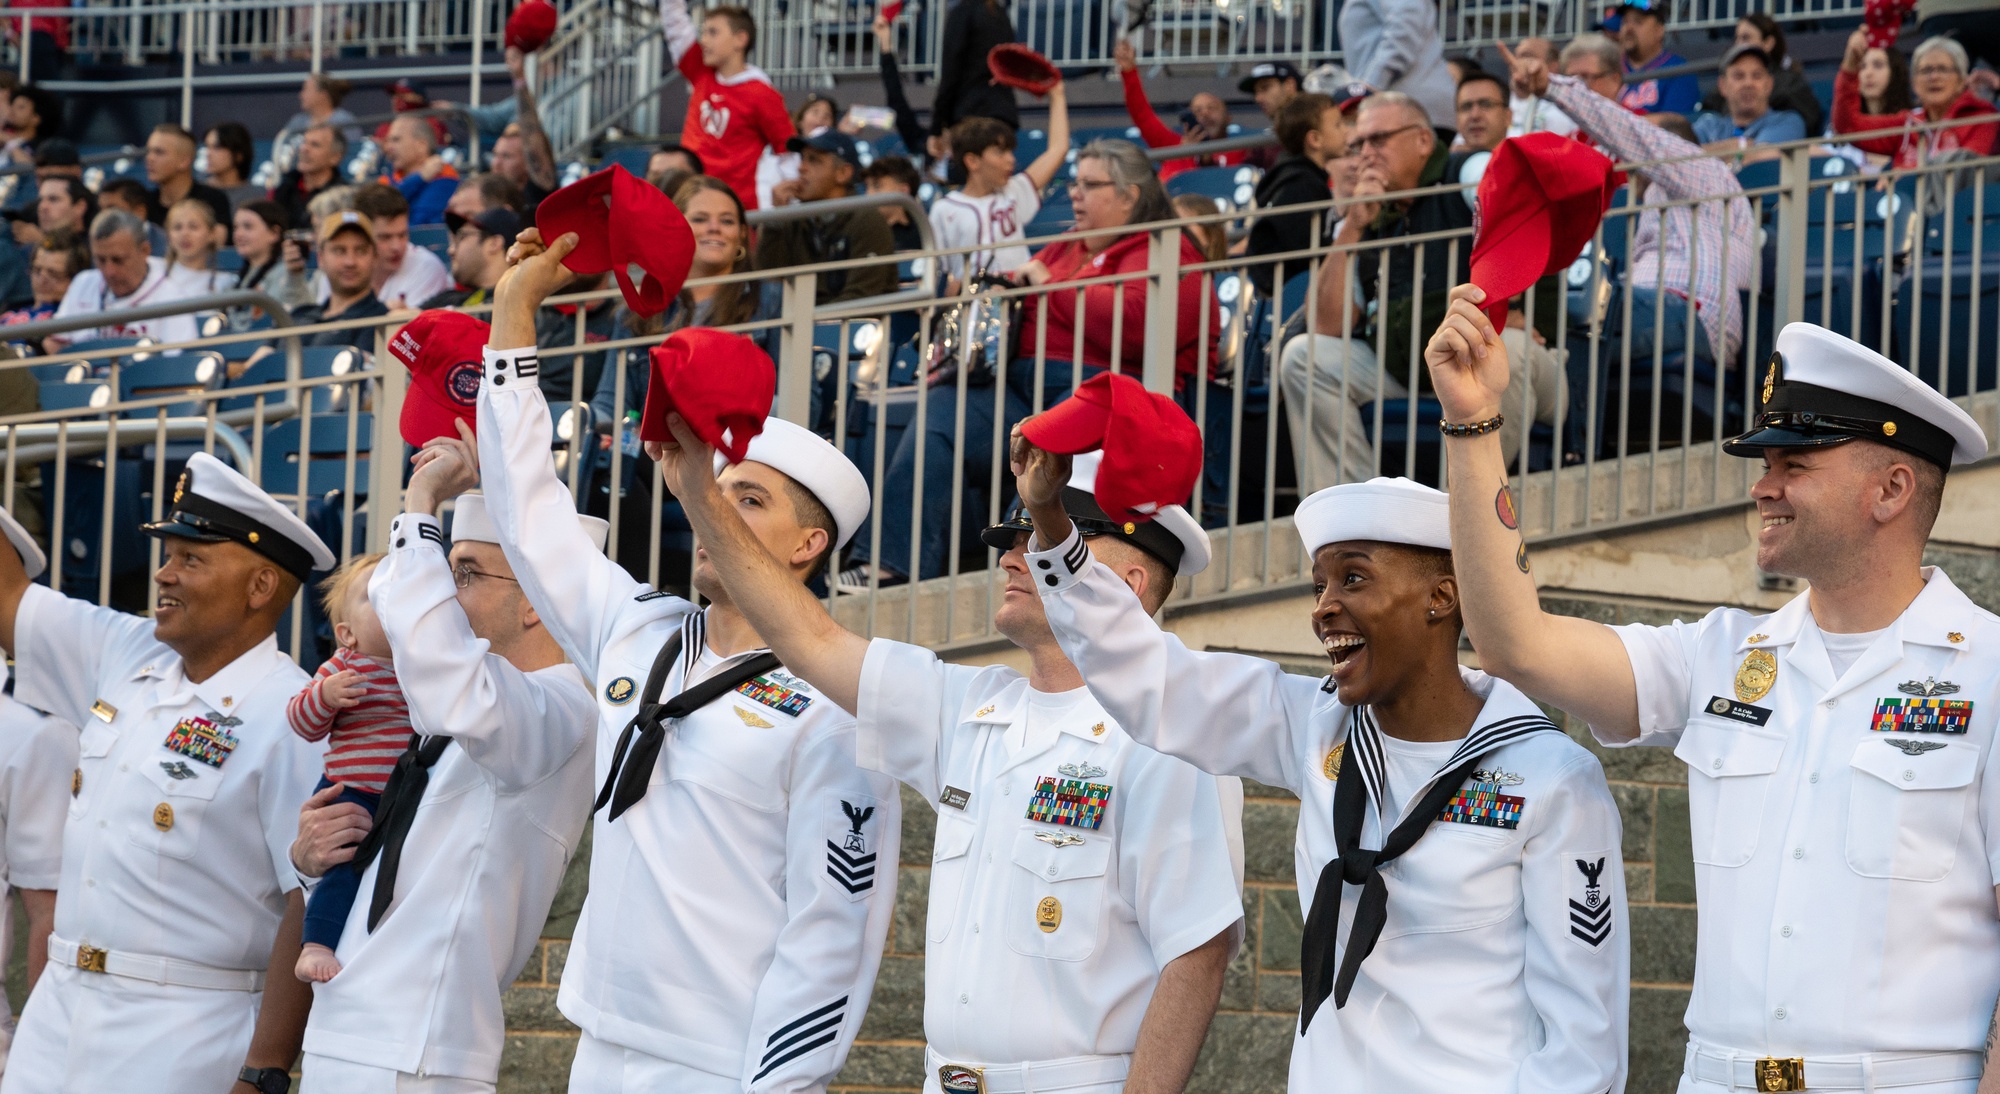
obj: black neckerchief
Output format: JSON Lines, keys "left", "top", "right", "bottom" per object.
{"left": 352, "top": 732, "right": 453, "bottom": 931}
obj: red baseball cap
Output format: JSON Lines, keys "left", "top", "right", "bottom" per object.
{"left": 506, "top": 0, "right": 559, "bottom": 52}
{"left": 388, "top": 309, "right": 492, "bottom": 446}
{"left": 1021, "top": 373, "right": 1202, "bottom": 525}
{"left": 1469, "top": 132, "right": 1615, "bottom": 328}
{"left": 639, "top": 328, "right": 776, "bottom": 465}
{"left": 536, "top": 165, "right": 696, "bottom": 319}
{"left": 988, "top": 44, "right": 1061, "bottom": 96}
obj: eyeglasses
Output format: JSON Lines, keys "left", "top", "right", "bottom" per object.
{"left": 1914, "top": 64, "right": 1960, "bottom": 78}
{"left": 1067, "top": 178, "right": 1117, "bottom": 194}
{"left": 452, "top": 563, "right": 519, "bottom": 589}
{"left": 1351, "top": 124, "right": 1424, "bottom": 151}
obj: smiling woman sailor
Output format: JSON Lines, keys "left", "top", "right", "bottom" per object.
{"left": 1014, "top": 467, "right": 1631, "bottom": 1094}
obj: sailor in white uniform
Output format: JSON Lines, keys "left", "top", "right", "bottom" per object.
{"left": 1426, "top": 289, "right": 2000, "bottom": 1093}
{"left": 0, "top": 453, "right": 332, "bottom": 1094}
{"left": 1011, "top": 444, "right": 1629, "bottom": 1093}
{"left": 475, "top": 231, "right": 900, "bottom": 1094}
{"left": 652, "top": 412, "right": 1246, "bottom": 1094}
{"left": 290, "top": 439, "right": 600, "bottom": 1094}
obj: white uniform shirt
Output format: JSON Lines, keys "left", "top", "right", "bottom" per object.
{"left": 855, "top": 639, "right": 1243, "bottom": 1069}
{"left": 0, "top": 689, "right": 78, "bottom": 1035}
{"left": 299, "top": 513, "right": 597, "bottom": 1084}
{"left": 475, "top": 352, "right": 900, "bottom": 1092}
{"left": 927, "top": 174, "right": 1041, "bottom": 282}
{"left": 53, "top": 258, "right": 204, "bottom": 345}
{"left": 1029, "top": 531, "right": 1628, "bottom": 1094}
{"left": 1610, "top": 566, "right": 2000, "bottom": 1061}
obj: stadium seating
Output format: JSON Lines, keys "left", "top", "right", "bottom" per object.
{"left": 261, "top": 413, "right": 375, "bottom": 499}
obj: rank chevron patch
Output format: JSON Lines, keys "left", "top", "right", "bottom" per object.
{"left": 825, "top": 798, "right": 878, "bottom": 899}
{"left": 1568, "top": 854, "right": 1613, "bottom": 950}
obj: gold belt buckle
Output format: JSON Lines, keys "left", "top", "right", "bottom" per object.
{"left": 1754, "top": 1057, "right": 1805, "bottom": 1092}
{"left": 937, "top": 1063, "right": 985, "bottom": 1094}
{"left": 75, "top": 945, "right": 107, "bottom": 973}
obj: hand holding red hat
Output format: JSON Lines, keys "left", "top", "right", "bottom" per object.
{"left": 988, "top": 44, "right": 1062, "bottom": 96}
{"left": 1424, "top": 284, "right": 1512, "bottom": 425}
{"left": 1468, "top": 131, "right": 1614, "bottom": 327}
{"left": 505, "top": 0, "right": 559, "bottom": 52}
{"left": 640, "top": 328, "right": 776, "bottom": 465}
{"left": 1007, "top": 423, "right": 1073, "bottom": 514}
{"left": 1018, "top": 373, "right": 1200, "bottom": 525}
{"left": 535, "top": 165, "right": 695, "bottom": 318}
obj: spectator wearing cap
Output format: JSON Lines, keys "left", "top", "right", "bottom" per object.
{"left": 143, "top": 124, "right": 233, "bottom": 236}
{"left": 1454, "top": 69, "right": 1512, "bottom": 152}
{"left": 286, "top": 211, "right": 388, "bottom": 349}
{"left": 347, "top": 182, "right": 452, "bottom": 310}
{"left": 375, "top": 78, "right": 452, "bottom": 148}
{"left": 1110, "top": 39, "right": 1246, "bottom": 181}
{"left": 421, "top": 207, "right": 518, "bottom": 310}
{"left": 929, "top": 0, "right": 1020, "bottom": 136}
{"left": 47, "top": 209, "right": 205, "bottom": 352}
{"left": 1693, "top": 44, "right": 1807, "bottom": 161}
{"left": 93, "top": 179, "right": 170, "bottom": 255}
{"left": 1506, "top": 37, "right": 1580, "bottom": 138}
{"left": 379, "top": 115, "right": 459, "bottom": 226}
{"left": 1246, "top": 92, "right": 1343, "bottom": 296}
{"left": 284, "top": 73, "right": 362, "bottom": 144}
{"left": 1614, "top": 0, "right": 1699, "bottom": 115}
{"left": 1339, "top": 0, "right": 1457, "bottom": 138}
{"left": 201, "top": 122, "right": 265, "bottom": 210}
{"left": 1834, "top": 30, "right": 1998, "bottom": 170}
{"left": 757, "top": 129, "right": 897, "bottom": 304}
{"left": 1244, "top": 58, "right": 1303, "bottom": 119}
{"left": 271, "top": 123, "right": 348, "bottom": 232}
{"left": 1699, "top": 15, "right": 1823, "bottom": 135}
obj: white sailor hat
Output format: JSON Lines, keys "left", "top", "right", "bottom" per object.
{"left": 712, "top": 417, "right": 872, "bottom": 550}
{"left": 450, "top": 491, "right": 609, "bottom": 551}
{"left": 0, "top": 505, "right": 46, "bottom": 581}
{"left": 982, "top": 451, "right": 1213, "bottom": 576}
{"left": 143, "top": 453, "right": 336, "bottom": 584}
{"left": 1295, "top": 477, "right": 1452, "bottom": 555}
{"left": 1725, "top": 323, "right": 1989, "bottom": 468}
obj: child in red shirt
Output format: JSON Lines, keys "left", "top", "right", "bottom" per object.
{"left": 659, "top": 0, "right": 795, "bottom": 210}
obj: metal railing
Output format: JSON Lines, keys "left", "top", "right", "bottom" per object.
{"left": 2, "top": 122, "right": 1994, "bottom": 662}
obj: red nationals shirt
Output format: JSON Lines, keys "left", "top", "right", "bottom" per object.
{"left": 660, "top": 0, "right": 795, "bottom": 210}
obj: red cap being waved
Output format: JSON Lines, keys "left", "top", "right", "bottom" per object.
{"left": 536, "top": 165, "right": 696, "bottom": 319}
{"left": 388, "top": 309, "right": 492, "bottom": 446}
{"left": 1021, "top": 372, "right": 1202, "bottom": 526}
{"left": 1468, "top": 132, "right": 1615, "bottom": 328}
{"left": 506, "top": 0, "right": 559, "bottom": 52}
{"left": 987, "top": 44, "right": 1062, "bottom": 96}
{"left": 640, "top": 328, "right": 777, "bottom": 465}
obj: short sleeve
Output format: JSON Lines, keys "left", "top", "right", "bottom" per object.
{"left": 1607, "top": 619, "right": 1702, "bottom": 748}
{"left": 1116, "top": 751, "right": 1245, "bottom": 968}
{"left": 854, "top": 638, "right": 963, "bottom": 802}
{"left": 0, "top": 704, "right": 77, "bottom": 890}
{"left": 1006, "top": 174, "right": 1042, "bottom": 226}
{"left": 261, "top": 732, "right": 329, "bottom": 895}
{"left": 12, "top": 583, "right": 155, "bottom": 729}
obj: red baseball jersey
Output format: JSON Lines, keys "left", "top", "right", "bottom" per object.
{"left": 663, "top": 0, "right": 794, "bottom": 210}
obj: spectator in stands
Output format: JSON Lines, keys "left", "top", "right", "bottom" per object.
{"left": 1614, "top": 0, "right": 1699, "bottom": 115}
{"left": 285, "top": 73, "right": 360, "bottom": 142}
{"left": 1856, "top": 42, "right": 1915, "bottom": 117}
{"left": 1173, "top": 193, "right": 1227, "bottom": 262}
{"left": 1454, "top": 69, "right": 1512, "bottom": 152}
{"left": 229, "top": 200, "right": 313, "bottom": 322}
{"left": 1246, "top": 92, "right": 1342, "bottom": 295}
{"left": 930, "top": 0, "right": 1019, "bottom": 137}
{"left": 2, "top": 230, "right": 85, "bottom": 327}
{"left": 1699, "top": 14, "right": 1823, "bottom": 135}
{"left": 1835, "top": 31, "right": 1999, "bottom": 170}
{"left": 350, "top": 182, "right": 451, "bottom": 309}
{"left": 1694, "top": 45, "right": 1807, "bottom": 161}
{"left": 1, "top": 84, "right": 55, "bottom": 165}
{"left": 842, "top": 139, "right": 1218, "bottom": 588}
{"left": 94, "top": 179, "right": 170, "bottom": 255}
{"left": 285, "top": 211, "right": 388, "bottom": 348}
{"left": 861, "top": 155, "right": 926, "bottom": 251}
{"left": 929, "top": 103, "right": 1069, "bottom": 287}
{"left": 1507, "top": 40, "right": 1756, "bottom": 448}
{"left": 446, "top": 172, "right": 525, "bottom": 224}
{"left": 47, "top": 209, "right": 204, "bottom": 351}
{"left": 29, "top": 137, "right": 77, "bottom": 184}
{"left": 163, "top": 198, "right": 230, "bottom": 295}
{"left": 794, "top": 93, "right": 838, "bottom": 135}
{"left": 1112, "top": 39, "right": 1243, "bottom": 180}
{"left": 144, "top": 124, "right": 233, "bottom": 233}
{"left": 7, "top": 0, "right": 68, "bottom": 81}
{"left": 646, "top": 142, "right": 704, "bottom": 189}
{"left": 1244, "top": 59, "right": 1303, "bottom": 120}
{"left": 379, "top": 116, "right": 459, "bottom": 226}
{"left": 871, "top": 14, "right": 938, "bottom": 178}
{"left": 201, "top": 122, "right": 265, "bottom": 210}
{"left": 422, "top": 207, "right": 517, "bottom": 309}
{"left": 1339, "top": 0, "right": 1457, "bottom": 137}
{"left": 758, "top": 129, "right": 898, "bottom": 303}
{"left": 377, "top": 78, "right": 452, "bottom": 148}
{"left": 660, "top": 0, "right": 795, "bottom": 210}
{"left": 431, "top": 46, "right": 536, "bottom": 138}
{"left": 483, "top": 52, "right": 558, "bottom": 214}
{"left": 1507, "top": 37, "right": 1579, "bottom": 137}
{"left": 11, "top": 176, "right": 91, "bottom": 249}
{"left": 272, "top": 123, "right": 347, "bottom": 231}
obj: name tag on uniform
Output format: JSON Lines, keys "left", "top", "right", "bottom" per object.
{"left": 736, "top": 675, "right": 812, "bottom": 718}
{"left": 940, "top": 786, "right": 971, "bottom": 810}
{"left": 162, "top": 716, "right": 239, "bottom": 768}
{"left": 1705, "top": 695, "right": 1773, "bottom": 726}
{"left": 90, "top": 699, "right": 117, "bottom": 723}
{"left": 1871, "top": 696, "right": 1972, "bottom": 734}
{"left": 1025, "top": 777, "right": 1110, "bottom": 829}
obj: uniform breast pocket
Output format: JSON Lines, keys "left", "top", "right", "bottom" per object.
{"left": 927, "top": 812, "right": 977, "bottom": 944}
{"left": 69, "top": 724, "right": 117, "bottom": 819}
{"left": 1845, "top": 738, "right": 1979, "bottom": 882}
{"left": 1674, "top": 719, "right": 1787, "bottom": 867}
{"left": 1006, "top": 827, "right": 1113, "bottom": 962}
{"left": 130, "top": 748, "right": 224, "bottom": 860}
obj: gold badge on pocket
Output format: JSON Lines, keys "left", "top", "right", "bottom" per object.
{"left": 1735, "top": 649, "right": 1778, "bottom": 703}
{"left": 1323, "top": 743, "right": 1345, "bottom": 780}
{"left": 1036, "top": 896, "right": 1062, "bottom": 933}
{"left": 90, "top": 699, "right": 116, "bottom": 723}
{"left": 152, "top": 803, "right": 174, "bottom": 832}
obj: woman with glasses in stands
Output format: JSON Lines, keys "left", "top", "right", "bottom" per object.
{"left": 1, "top": 230, "right": 86, "bottom": 332}
{"left": 1833, "top": 29, "right": 1997, "bottom": 169}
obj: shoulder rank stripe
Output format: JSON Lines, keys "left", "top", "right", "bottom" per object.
{"left": 1026, "top": 776, "right": 1111, "bottom": 829}
{"left": 1438, "top": 780, "right": 1526, "bottom": 829}
{"left": 755, "top": 997, "right": 848, "bottom": 1081}
{"left": 417, "top": 521, "right": 445, "bottom": 547}
{"left": 1871, "top": 696, "right": 1972, "bottom": 734}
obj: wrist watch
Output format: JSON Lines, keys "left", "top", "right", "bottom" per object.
{"left": 239, "top": 1066, "right": 291, "bottom": 1094}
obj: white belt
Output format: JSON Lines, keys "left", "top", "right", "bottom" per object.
{"left": 925, "top": 1047, "right": 1130, "bottom": 1094}
{"left": 1685, "top": 1040, "right": 1983, "bottom": 1091}
{"left": 49, "top": 934, "right": 266, "bottom": 992}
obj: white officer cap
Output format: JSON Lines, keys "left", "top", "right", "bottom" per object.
{"left": 1295, "top": 477, "right": 1452, "bottom": 555}
{"left": 450, "top": 491, "right": 609, "bottom": 551}
{"left": 1724, "top": 323, "right": 1989, "bottom": 467}
{"left": 143, "top": 452, "right": 336, "bottom": 584}
{"left": 981, "top": 451, "right": 1213, "bottom": 576}
{"left": 0, "top": 505, "right": 46, "bottom": 581}
{"left": 712, "top": 417, "right": 872, "bottom": 550}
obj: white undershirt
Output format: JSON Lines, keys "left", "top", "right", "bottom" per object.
{"left": 1009, "top": 684, "right": 1091, "bottom": 755}
{"left": 1375, "top": 734, "right": 1463, "bottom": 826}
{"left": 1820, "top": 625, "right": 1889, "bottom": 680}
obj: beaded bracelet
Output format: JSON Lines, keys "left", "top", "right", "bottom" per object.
{"left": 1438, "top": 414, "right": 1505, "bottom": 437}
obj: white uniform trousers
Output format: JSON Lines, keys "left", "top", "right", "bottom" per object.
{"left": 567, "top": 1033, "right": 741, "bottom": 1094}
{"left": 301, "top": 1054, "right": 495, "bottom": 1093}
{"left": 1677, "top": 1041, "right": 1982, "bottom": 1093}
{"left": 0, "top": 962, "right": 258, "bottom": 1093}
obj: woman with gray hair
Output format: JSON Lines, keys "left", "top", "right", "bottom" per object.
{"left": 1833, "top": 27, "right": 1997, "bottom": 169}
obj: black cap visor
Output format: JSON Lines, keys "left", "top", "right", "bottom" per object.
{"left": 142, "top": 493, "right": 318, "bottom": 584}
{"left": 980, "top": 486, "right": 1185, "bottom": 571}
{"left": 1724, "top": 377, "right": 1955, "bottom": 469}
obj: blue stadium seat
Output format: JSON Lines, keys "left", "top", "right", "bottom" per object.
{"left": 1598, "top": 187, "right": 1633, "bottom": 274}
{"left": 1014, "top": 129, "right": 1048, "bottom": 167}
{"left": 1735, "top": 159, "right": 1782, "bottom": 218}
{"left": 1890, "top": 253, "right": 2000, "bottom": 398}
{"left": 261, "top": 413, "right": 374, "bottom": 499}
{"left": 117, "top": 353, "right": 225, "bottom": 417}
{"left": 599, "top": 146, "right": 655, "bottom": 177}
{"left": 1165, "top": 165, "right": 1246, "bottom": 210}
{"left": 37, "top": 380, "right": 112, "bottom": 413}
{"left": 61, "top": 337, "right": 152, "bottom": 374}
{"left": 28, "top": 362, "right": 90, "bottom": 384}
{"left": 409, "top": 222, "right": 452, "bottom": 262}
{"left": 1923, "top": 183, "right": 2000, "bottom": 256}
{"left": 1024, "top": 191, "right": 1074, "bottom": 241}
